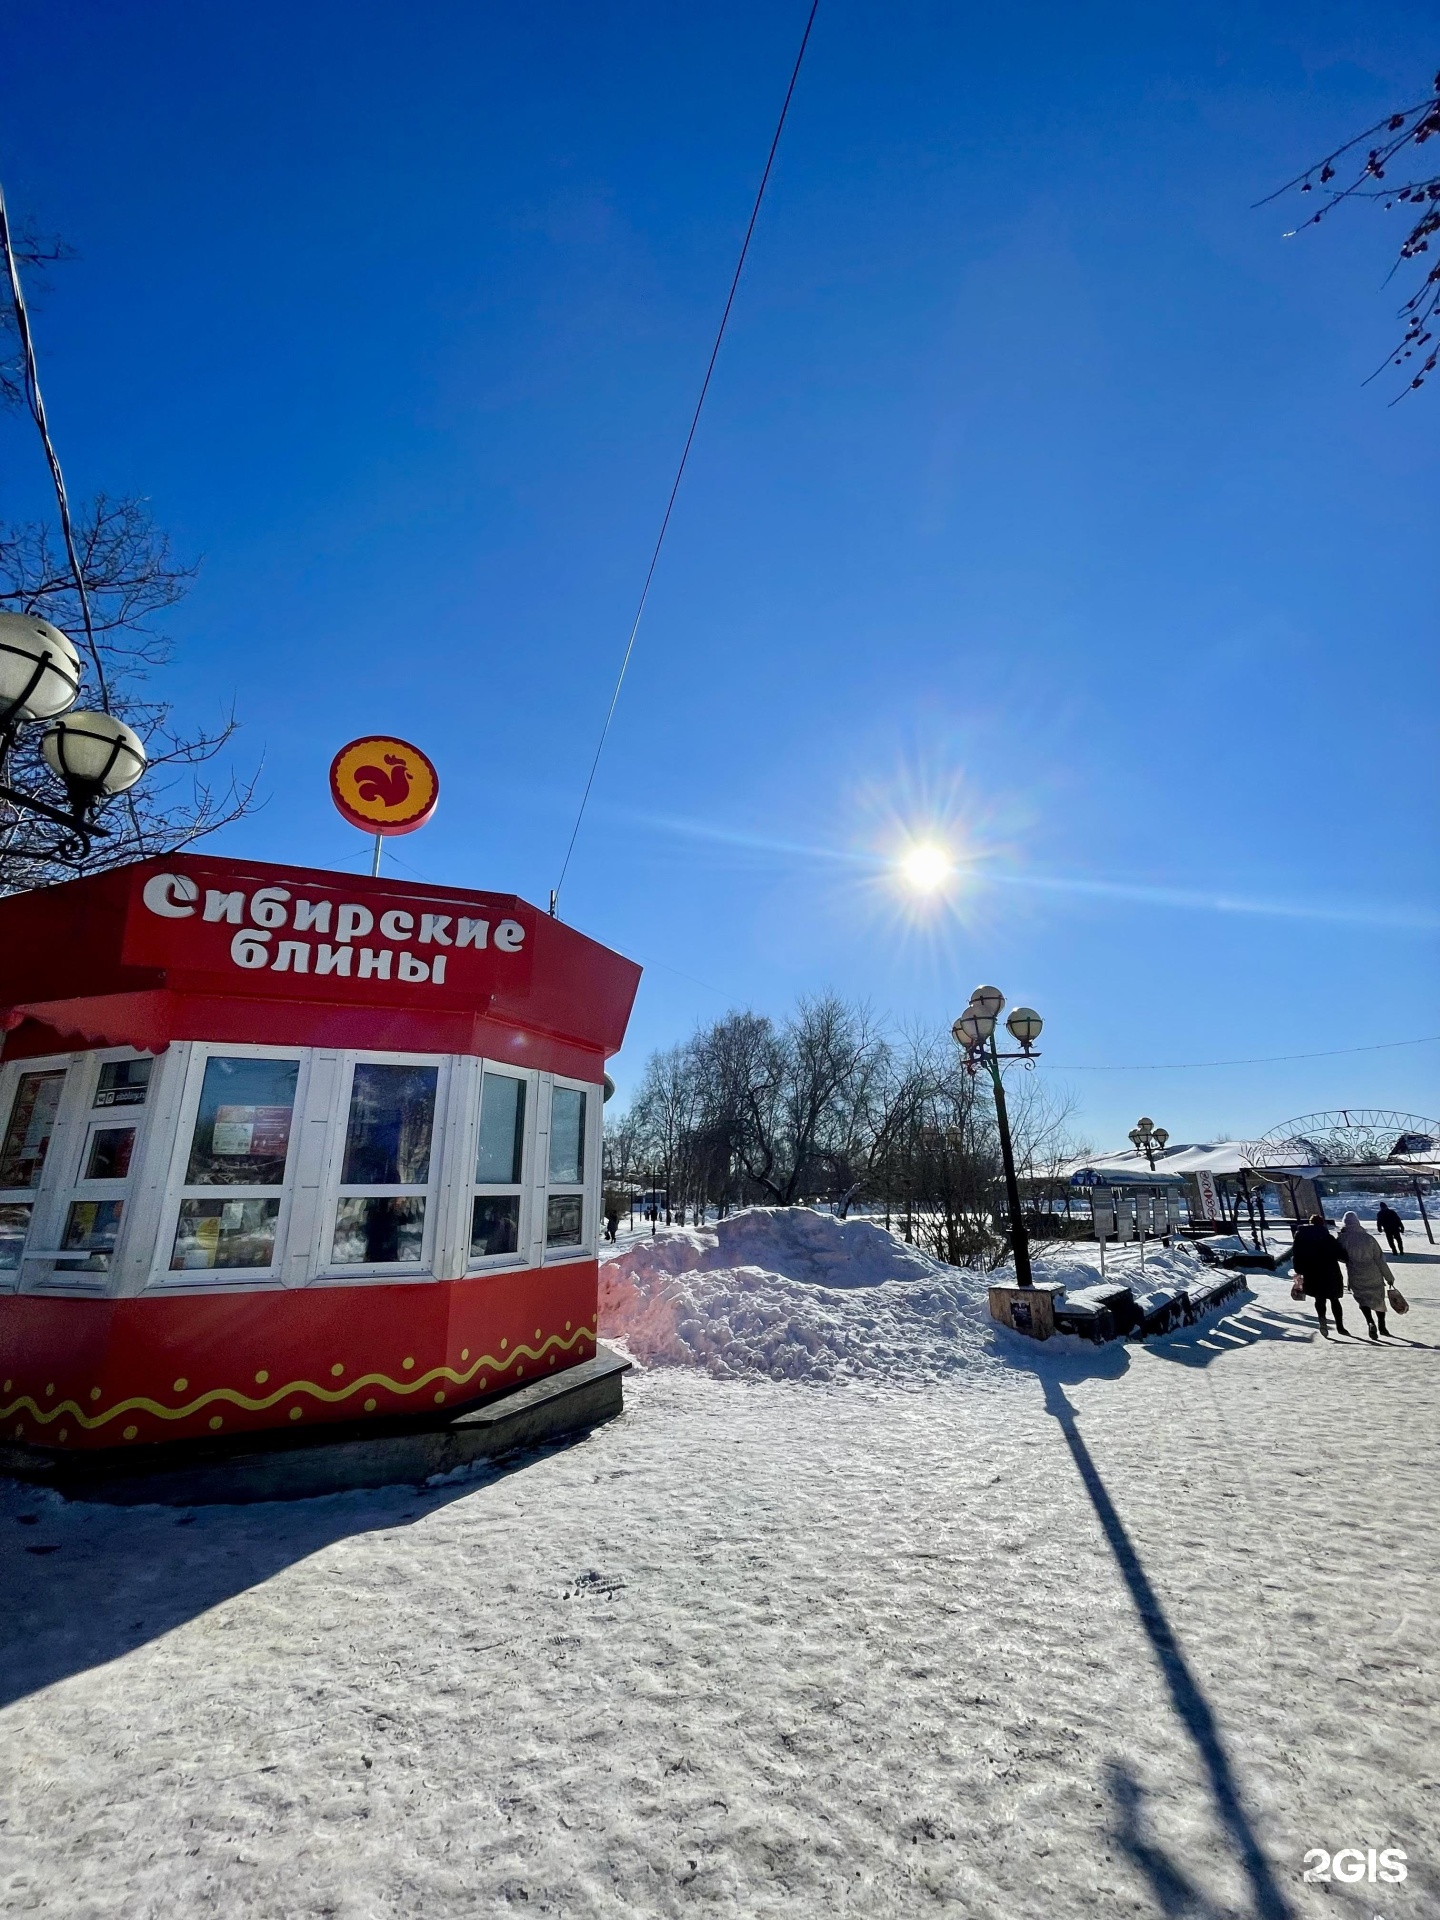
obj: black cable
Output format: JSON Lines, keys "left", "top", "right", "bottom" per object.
{"left": 550, "top": 1, "right": 821, "bottom": 916}
{"left": 0, "top": 179, "right": 108, "bottom": 708}
{"left": 1039, "top": 1033, "right": 1440, "bottom": 1073}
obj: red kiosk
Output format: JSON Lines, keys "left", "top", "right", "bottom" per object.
{"left": 0, "top": 854, "right": 640, "bottom": 1469}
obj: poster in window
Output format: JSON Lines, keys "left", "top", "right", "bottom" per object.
{"left": 213, "top": 1104, "right": 292, "bottom": 1158}
{"left": 186, "top": 1058, "right": 299, "bottom": 1185}
{"left": 0, "top": 1070, "right": 65, "bottom": 1188}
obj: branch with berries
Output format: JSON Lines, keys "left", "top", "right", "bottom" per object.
{"left": 1261, "top": 71, "right": 1440, "bottom": 397}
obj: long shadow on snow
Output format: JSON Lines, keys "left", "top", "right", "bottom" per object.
{"left": 992, "top": 1295, "right": 1306, "bottom": 1384}
{"left": 1106, "top": 1762, "right": 1232, "bottom": 1919}
{"left": 1136, "top": 1305, "right": 1314, "bottom": 1371}
{"left": 1043, "top": 1377, "right": 1295, "bottom": 1920}
{"left": 0, "top": 1430, "right": 600, "bottom": 1712}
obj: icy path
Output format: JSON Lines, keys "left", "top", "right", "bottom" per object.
{"left": 2, "top": 1256, "right": 1436, "bottom": 1918}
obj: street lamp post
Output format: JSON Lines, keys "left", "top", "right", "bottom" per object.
{"left": 1128, "top": 1117, "right": 1170, "bottom": 1171}
{"left": 952, "top": 986, "right": 1044, "bottom": 1289}
{"left": 0, "top": 611, "right": 146, "bottom": 860}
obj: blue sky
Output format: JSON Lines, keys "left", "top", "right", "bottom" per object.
{"left": 3, "top": 0, "right": 1436, "bottom": 1145}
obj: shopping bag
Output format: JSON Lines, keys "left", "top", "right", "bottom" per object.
{"left": 1387, "top": 1285, "right": 1409, "bottom": 1315}
{"left": 1290, "top": 1277, "right": 1306, "bottom": 1301}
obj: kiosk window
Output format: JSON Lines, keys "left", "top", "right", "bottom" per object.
{"left": 331, "top": 1062, "right": 438, "bottom": 1267}
{"left": 61, "top": 1200, "right": 125, "bottom": 1269}
{"left": 476, "top": 1073, "right": 525, "bottom": 1183}
{"left": 95, "top": 1058, "right": 152, "bottom": 1109}
{"left": 185, "top": 1057, "right": 298, "bottom": 1185}
{"left": 0, "top": 1204, "right": 32, "bottom": 1273}
{"left": 546, "top": 1193, "right": 583, "bottom": 1247}
{"left": 549, "top": 1088, "right": 585, "bottom": 1184}
{"left": 171, "top": 1054, "right": 300, "bottom": 1273}
{"left": 85, "top": 1127, "right": 136, "bottom": 1181}
{"left": 471, "top": 1072, "right": 527, "bottom": 1259}
{"left": 545, "top": 1085, "right": 588, "bottom": 1250}
{"left": 173, "top": 1199, "right": 282, "bottom": 1271}
{"left": 0, "top": 1070, "right": 66, "bottom": 1189}
{"left": 341, "top": 1065, "right": 436, "bottom": 1186}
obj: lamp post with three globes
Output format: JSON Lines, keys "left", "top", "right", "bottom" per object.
{"left": 1129, "top": 1116, "right": 1169, "bottom": 1169}
{"left": 0, "top": 610, "right": 146, "bottom": 863}
{"left": 952, "top": 986, "right": 1044, "bottom": 1288}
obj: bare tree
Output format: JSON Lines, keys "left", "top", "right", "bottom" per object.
{"left": 1003, "top": 1074, "right": 1090, "bottom": 1244}
{"left": 1264, "top": 71, "right": 1440, "bottom": 397}
{"left": 689, "top": 996, "right": 892, "bottom": 1208}
{"left": 693, "top": 1009, "right": 787, "bottom": 1209}
{"left": 610, "top": 997, "right": 1067, "bottom": 1269}
{"left": 0, "top": 496, "right": 258, "bottom": 890}
{"left": 0, "top": 200, "right": 260, "bottom": 889}
{"left": 876, "top": 1036, "right": 1006, "bottom": 1268}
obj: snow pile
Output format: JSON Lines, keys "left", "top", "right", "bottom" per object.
{"left": 600, "top": 1208, "right": 1000, "bottom": 1385}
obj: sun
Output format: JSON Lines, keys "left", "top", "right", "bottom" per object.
{"left": 899, "top": 843, "right": 951, "bottom": 893}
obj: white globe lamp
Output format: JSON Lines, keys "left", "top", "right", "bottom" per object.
{"left": 1005, "top": 1006, "right": 1044, "bottom": 1049}
{"left": 42, "top": 711, "right": 147, "bottom": 806}
{"left": 0, "top": 612, "right": 82, "bottom": 727}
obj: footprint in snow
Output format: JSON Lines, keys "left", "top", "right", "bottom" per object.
{"left": 564, "top": 1570, "right": 626, "bottom": 1600}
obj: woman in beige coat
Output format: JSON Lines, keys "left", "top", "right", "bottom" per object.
{"left": 1338, "top": 1211, "right": 1395, "bottom": 1340}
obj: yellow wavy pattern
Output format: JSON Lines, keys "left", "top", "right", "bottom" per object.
{"left": 0, "top": 1324, "right": 594, "bottom": 1432}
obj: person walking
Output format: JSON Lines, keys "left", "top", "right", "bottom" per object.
{"left": 1337, "top": 1210, "right": 1395, "bottom": 1340}
{"left": 1375, "top": 1201, "right": 1405, "bottom": 1258}
{"left": 1291, "top": 1214, "right": 1349, "bottom": 1335}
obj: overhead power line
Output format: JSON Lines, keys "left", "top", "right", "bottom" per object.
{"left": 0, "top": 179, "right": 106, "bottom": 706}
{"left": 1040, "top": 1033, "right": 1440, "bottom": 1073}
{"left": 550, "top": 0, "right": 821, "bottom": 918}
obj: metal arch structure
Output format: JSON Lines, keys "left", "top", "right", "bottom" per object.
{"left": 1246, "top": 1109, "right": 1440, "bottom": 1171}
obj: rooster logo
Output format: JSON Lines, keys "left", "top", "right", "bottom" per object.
{"left": 354, "top": 753, "right": 411, "bottom": 808}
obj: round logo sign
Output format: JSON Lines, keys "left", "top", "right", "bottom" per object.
{"left": 329, "top": 736, "right": 439, "bottom": 836}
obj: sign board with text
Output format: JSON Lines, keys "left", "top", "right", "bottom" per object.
{"left": 0, "top": 854, "right": 641, "bottom": 1078}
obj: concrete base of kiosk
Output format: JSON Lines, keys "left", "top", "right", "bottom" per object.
{"left": 0, "top": 1346, "right": 630, "bottom": 1506}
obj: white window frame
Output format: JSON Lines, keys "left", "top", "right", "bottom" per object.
{"left": 541, "top": 1074, "right": 600, "bottom": 1264}
{"left": 313, "top": 1049, "right": 451, "bottom": 1284}
{"left": 465, "top": 1061, "right": 537, "bottom": 1273}
{"left": 149, "top": 1042, "right": 310, "bottom": 1293}
{"left": 47, "top": 1103, "right": 148, "bottom": 1287}
{"left": 0, "top": 1051, "right": 76, "bottom": 1294}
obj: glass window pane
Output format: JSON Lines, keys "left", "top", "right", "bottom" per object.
{"left": 546, "top": 1193, "right": 583, "bottom": 1247}
{"left": 95, "top": 1058, "right": 152, "bottom": 1108}
{"left": 332, "top": 1196, "right": 427, "bottom": 1265}
{"left": 85, "top": 1127, "right": 136, "bottom": 1181}
{"left": 185, "top": 1057, "right": 298, "bottom": 1186}
{"left": 171, "top": 1198, "right": 281, "bottom": 1271}
{"left": 0, "top": 1202, "right": 32, "bottom": 1271}
{"left": 62, "top": 1199, "right": 124, "bottom": 1259}
{"left": 549, "top": 1087, "right": 586, "bottom": 1185}
{"left": 341, "top": 1064, "right": 437, "bottom": 1187}
{"left": 0, "top": 1070, "right": 66, "bottom": 1188}
{"left": 476, "top": 1073, "right": 525, "bottom": 1184}
{"left": 471, "top": 1194, "right": 520, "bottom": 1258}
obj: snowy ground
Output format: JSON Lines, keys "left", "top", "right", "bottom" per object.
{"left": 1, "top": 1221, "right": 1436, "bottom": 1918}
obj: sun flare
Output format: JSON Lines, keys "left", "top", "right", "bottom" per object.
{"left": 899, "top": 843, "right": 952, "bottom": 893}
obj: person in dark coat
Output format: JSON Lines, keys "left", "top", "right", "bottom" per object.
{"left": 1375, "top": 1201, "right": 1405, "bottom": 1257}
{"left": 1291, "top": 1214, "right": 1348, "bottom": 1335}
